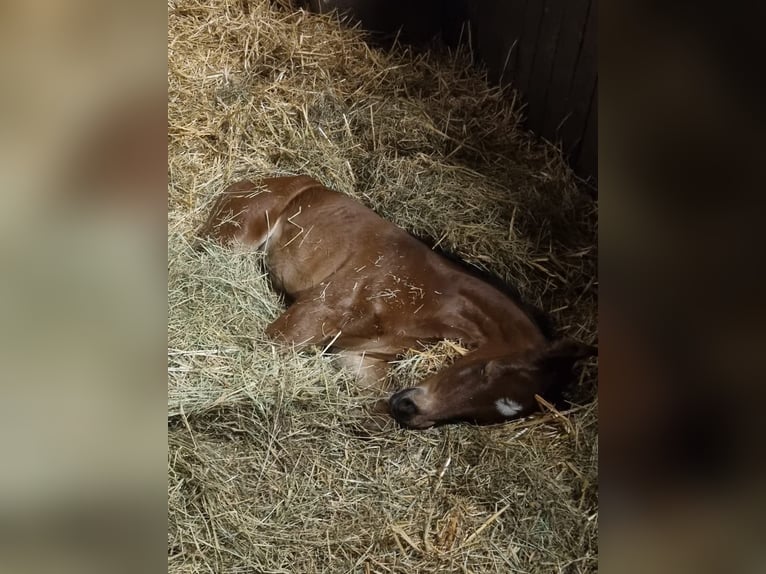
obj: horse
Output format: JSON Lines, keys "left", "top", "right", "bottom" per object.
{"left": 198, "top": 175, "right": 594, "bottom": 428}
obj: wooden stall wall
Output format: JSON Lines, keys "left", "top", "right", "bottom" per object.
{"left": 463, "top": 0, "right": 597, "bottom": 184}
{"left": 305, "top": 0, "right": 598, "bottom": 185}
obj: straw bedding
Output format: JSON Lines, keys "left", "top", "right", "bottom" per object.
{"left": 168, "top": 1, "right": 598, "bottom": 572}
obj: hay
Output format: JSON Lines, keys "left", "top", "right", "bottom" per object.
{"left": 168, "top": 1, "right": 598, "bottom": 572}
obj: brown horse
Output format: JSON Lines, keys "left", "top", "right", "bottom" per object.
{"left": 199, "top": 175, "right": 594, "bottom": 428}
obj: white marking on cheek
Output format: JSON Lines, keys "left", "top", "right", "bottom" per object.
{"left": 495, "top": 398, "right": 523, "bottom": 417}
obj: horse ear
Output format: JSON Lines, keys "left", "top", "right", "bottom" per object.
{"left": 535, "top": 339, "right": 596, "bottom": 370}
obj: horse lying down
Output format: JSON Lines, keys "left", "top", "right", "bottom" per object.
{"left": 199, "top": 175, "right": 594, "bottom": 429}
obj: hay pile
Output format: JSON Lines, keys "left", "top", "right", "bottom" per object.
{"left": 168, "top": 1, "right": 598, "bottom": 572}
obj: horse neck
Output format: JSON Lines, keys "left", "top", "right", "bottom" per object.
{"left": 446, "top": 278, "right": 547, "bottom": 353}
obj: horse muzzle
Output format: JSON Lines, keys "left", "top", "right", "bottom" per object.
{"left": 389, "top": 388, "right": 434, "bottom": 429}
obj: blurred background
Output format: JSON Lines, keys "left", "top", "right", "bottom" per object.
{"left": 600, "top": 1, "right": 765, "bottom": 572}
{"left": 0, "top": 0, "right": 763, "bottom": 572}
{"left": 0, "top": 1, "right": 166, "bottom": 573}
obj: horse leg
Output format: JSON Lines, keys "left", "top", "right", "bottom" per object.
{"left": 199, "top": 176, "right": 319, "bottom": 247}
{"left": 336, "top": 351, "right": 391, "bottom": 390}
{"left": 264, "top": 299, "right": 341, "bottom": 349}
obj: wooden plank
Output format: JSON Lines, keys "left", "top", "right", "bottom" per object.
{"left": 558, "top": 0, "right": 597, "bottom": 158}
{"left": 309, "top": 0, "right": 442, "bottom": 45}
{"left": 541, "top": 0, "right": 592, "bottom": 141}
{"left": 440, "top": 0, "right": 471, "bottom": 48}
{"left": 575, "top": 80, "right": 597, "bottom": 181}
{"left": 525, "top": 0, "right": 568, "bottom": 132}
{"left": 465, "top": 0, "right": 528, "bottom": 85}
{"left": 514, "top": 0, "right": 547, "bottom": 98}
{"left": 495, "top": 0, "right": 528, "bottom": 85}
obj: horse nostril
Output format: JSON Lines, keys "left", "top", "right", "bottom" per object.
{"left": 397, "top": 397, "right": 417, "bottom": 416}
{"left": 390, "top": 391, "right": 419, "bottom": 418}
